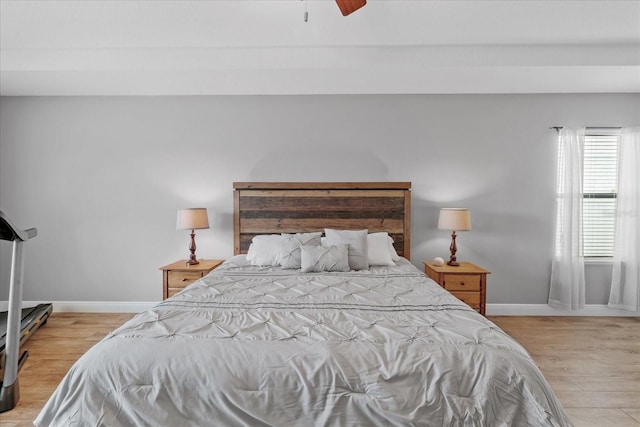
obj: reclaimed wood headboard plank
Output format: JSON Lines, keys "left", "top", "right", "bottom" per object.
{"left": 233, "top": 182, "right": 411, "bottom": 260}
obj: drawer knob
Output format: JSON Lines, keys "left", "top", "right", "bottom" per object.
{"left": 182, "top": 278, "right": 188, "bottom": 282}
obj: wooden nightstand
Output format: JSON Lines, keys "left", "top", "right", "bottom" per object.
{"left": 423, "top": 261, "right": 490, "bottom": 315}
{"left": 160, "top": 259, "right": 224, "bottom": 299}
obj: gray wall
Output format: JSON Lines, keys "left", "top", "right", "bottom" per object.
{"left": 1, "top": 94, "right": 638, "bottom": 304}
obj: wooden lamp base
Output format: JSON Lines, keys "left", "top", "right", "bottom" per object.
{"left": 186, "top": 230, "right": 200, "bottom": 265}
{"left": 447, "top": 230, "right": 459, "bottom": 266}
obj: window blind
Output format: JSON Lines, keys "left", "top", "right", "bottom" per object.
{"left": 582, "top": 133, "right": 619, "bottom": 258}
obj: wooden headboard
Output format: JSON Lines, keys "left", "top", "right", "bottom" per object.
{"left": 233, "top": 182, "right": 411, "bottom": 259}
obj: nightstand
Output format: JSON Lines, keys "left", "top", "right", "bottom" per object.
{"left": 160, "top": 259, "right": 224, "bottom": 299}
{"left": 423, "top": 261, "right": 490, "bottom": 315}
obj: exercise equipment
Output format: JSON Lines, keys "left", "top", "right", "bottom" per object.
{"left": 0, "top": 210, "right": 38, "bottom": 413}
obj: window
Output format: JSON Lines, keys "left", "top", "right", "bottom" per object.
{"left": 582, "top": 132, "right": 619, "bottom": 257}
{"left": 555, "top": 128, "right": 620, "bottom": 258}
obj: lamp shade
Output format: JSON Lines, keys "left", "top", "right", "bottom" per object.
{"left": 176, "top": 208, "right": 209, "bottom": 230}
{"left": 438, "top": 208, "right": 471, "bottom": 231}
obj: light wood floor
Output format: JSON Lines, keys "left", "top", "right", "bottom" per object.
{"left": 1, "top": 314, "right": 638, "bottom": 426}
{"left": 492, "top": 316, "right": 640, "bottom": 427}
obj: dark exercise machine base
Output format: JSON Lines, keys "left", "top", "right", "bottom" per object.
{"left": 0, "top": 303, "right": 53, "bottom": 377}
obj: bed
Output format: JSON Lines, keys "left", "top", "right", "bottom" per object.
{"left": 35, "top": 182, "right": 572, "bottom": 426}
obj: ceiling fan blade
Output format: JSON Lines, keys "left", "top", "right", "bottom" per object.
{"left": 335, "top": 0, "right": 367, "bottom": 16}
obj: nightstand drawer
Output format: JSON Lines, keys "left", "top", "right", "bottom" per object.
{"left": 168, "top": 271, "right": 203, "bottom": 288}
{"left": 161, "top": 260, "right": 224, "bottom": 300}
{"left": 443, "top": 274, "right": 481, "bottom": 291}
{"left": 450, "top": 291, "right": 480, "bottom": 309}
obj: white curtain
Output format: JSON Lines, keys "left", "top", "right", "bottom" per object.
{"left": 608, "top": 127, "right": 640, "bottom": 311}
{"left": 549, "top": 128, "right": 586, "bottom": 309}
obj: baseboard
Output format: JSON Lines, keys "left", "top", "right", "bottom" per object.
{"left": 487, "top": 303, "right": 639, "bottom": 317}
{"left": 1, "top": 301, "right": 637, "bottom": 316}
{"left": 0, "top": 300, "right": 157, "bottom": 313}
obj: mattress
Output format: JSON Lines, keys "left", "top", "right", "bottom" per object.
{"left": 35, "top": 256, "right": 572, "bottom": 426}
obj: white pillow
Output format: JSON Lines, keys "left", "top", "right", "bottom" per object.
{"left": 246, "top": 234, "right": 285, "bottom": 266}
{"left": 280, "top": 232, "right": 322, "bottom": 269}
{"left": 387, "top": 235, "right": 401, "bottom": 262}
{"left": 367, "top": 232, "right": 396, "bottom": 266}
{"left": 324, "top": 229, "right": 369, "bottom": 270}
{"left": 301, "top": 244, "right": 350, "bottom": 273}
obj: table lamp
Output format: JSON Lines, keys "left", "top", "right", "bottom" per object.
{"left": 438, "top": 208, "right": 471, "bottom": 266}
{"left": 177, "top": 208, "right": 209, "bottom": 265}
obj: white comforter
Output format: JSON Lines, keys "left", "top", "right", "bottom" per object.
{"left": 36, "top": 257, "right": 572, "bottom": 426}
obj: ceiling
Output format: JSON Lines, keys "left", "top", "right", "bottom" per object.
{"left": 1, "top": 0, "right": 639, "bottom": 96}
